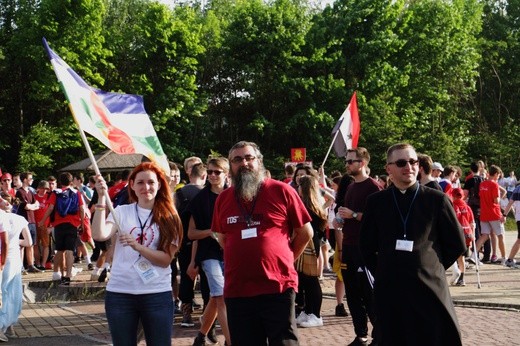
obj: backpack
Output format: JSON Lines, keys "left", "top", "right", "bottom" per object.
{"left": 54, "top": 189, "right": 80, "bottom": 217}
{"left": 467, "top": 176, "right": 483, "bottom": 207}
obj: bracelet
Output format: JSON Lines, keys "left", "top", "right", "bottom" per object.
{"left": 96, "top": 204, "right": 106, "bottom": 208}
{"left": 95, "top": 207, "right": 106, "bottom": 211}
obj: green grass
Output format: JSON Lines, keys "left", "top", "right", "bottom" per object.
{"left": 504, "top": 211, "right": 517, "bottom": 232}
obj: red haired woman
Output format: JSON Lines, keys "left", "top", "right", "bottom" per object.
{"left": 92, "top": 162, "right": 182, "bottom": 345}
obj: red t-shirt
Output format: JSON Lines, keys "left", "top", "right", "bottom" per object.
{"left": 108, "top": 181, "right": 127, "bottom": 201}
{"left": 453, "top": 199, "right": 474, "bottom": 243}
{"left": 48, "top": 188, "right": 83, "bottom": 227}
{"left": 212, "top": 178, "right": 311, "bottom": 298}
{"left": 34, "top": 193, "right": 50, "bottom": 226}
{"left": 479, "top": 180, "right": 501, "bottom": 221}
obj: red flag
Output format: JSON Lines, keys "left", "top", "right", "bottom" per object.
{"left": 291, "top": 148, "right": 306, "bottom": 162}
{"left": 331, "top": 92, "right": 360, "bottom": 157}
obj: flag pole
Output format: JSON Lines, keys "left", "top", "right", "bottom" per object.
{"left": 321, "top": 129, "right": 341, "bottom": 170}
{"left": 69, "top": 104, "right": 119, "bottom": 224}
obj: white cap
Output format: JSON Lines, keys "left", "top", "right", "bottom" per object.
{"left": 432, "top": 162, "right": 444, "bottom": 171}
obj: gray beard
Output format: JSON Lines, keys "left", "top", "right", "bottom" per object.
{"left": 232, "top": 167, "right": 265, "bottom": 201}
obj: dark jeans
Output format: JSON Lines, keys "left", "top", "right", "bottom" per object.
{"left": 178, "top": 243, "right": 195, "bottom": 304}
{"left": 105, "top": 291, "right": 173, "bottom": 345}
{"left": 297, "top": 272, "right": 323, "bottom": 317}
{"left": 225, "top": 288, "right": 299, "bottom": 346}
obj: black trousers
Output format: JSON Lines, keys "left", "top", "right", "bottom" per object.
{"left": 225, "top": 289, "right": 299, "bottom": 346}
{"left": 342, "top": 245, "right": 378, "bottom": 339}
{"left": 177, "top": 243, "right": 195, "bottom": 304}
{"left": 297, "top": 272, "right": 322, "bottom": 317}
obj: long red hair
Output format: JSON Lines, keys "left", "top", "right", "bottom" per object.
{"left": 127, "top": 162, "right": 182, "bottom": 255}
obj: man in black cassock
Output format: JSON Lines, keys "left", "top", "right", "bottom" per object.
{"left": 360, "top": 143, "right": 466, "bottom": 346}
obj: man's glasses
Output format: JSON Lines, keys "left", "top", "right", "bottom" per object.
{"left": 345, "top": 159, "right": 362, "bottom": 165}
{"left": 387, "top": 159, "right": 419, "bottom": 168}
{"left": 1, "top": 180, "right": 10, "bottom": 182}
{"left": 207, "top": 169, "right": 224, "bottom": 176}
{"left": 231, "top": 155, "right": 256, "bottom": 164}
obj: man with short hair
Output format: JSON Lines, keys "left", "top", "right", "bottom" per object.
{"left": 464, "top": 161, "right": 490, "bottom": 262}
{"left": 335, "top": 147, "right": 381, "bottom": 346}
{"left": 73, "top": 173, "right": 93, "bottom": 204}
{"left": 176, "top": 160, "right": 206, "bottom": 328}
{"left": 38, "top": 172, "right": 84, "bottom": 285}
{"left": 11, "top": 174, "right": 22, "bottom": 191}
{"left": 16, "top": 172, "right": 41, "bottom": 273}
{"left": 360, "top": 143, "right": 465, "bottom": 345}
{"left": 475, "top": 165, "right": 507, "bottom": 264}
{"left": 417, "top": 154, "right": 442, "bottom": 190}
{"left": 212, "top": 141, "right": 313, "bottom": 344}
{"left": 439, "top": 165, "right": 457, "bottom": 196}
{"left": 47, "top": 176, "right": 59, "bottom": 193}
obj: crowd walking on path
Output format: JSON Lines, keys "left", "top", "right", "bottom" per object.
{"left": 1, "top": 140, "right": 520, "bottom": 345}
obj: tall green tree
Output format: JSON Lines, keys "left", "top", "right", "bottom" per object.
{"left": 103, "top": 1, "right": 206, "bottom": 161}
{"left": 472, "top": 0, "right": 520, "bottom": 170}
{"left": 314, "top": 0, "right": 481, "bottom": 173}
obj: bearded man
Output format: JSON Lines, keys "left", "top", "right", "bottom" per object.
{"left": 212, "top": 141, "right": 313, "bottom": 345}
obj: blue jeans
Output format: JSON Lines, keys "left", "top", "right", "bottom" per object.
{"left": 105, "top": 291, "right": 173, "bottom": 345}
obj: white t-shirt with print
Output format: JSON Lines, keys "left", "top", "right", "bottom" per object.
{"left": 106, "top": 203, "right": 173, "bottom": 294}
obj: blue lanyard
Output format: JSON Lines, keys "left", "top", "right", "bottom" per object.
{"left": 391, "top": 184, "right": 419, "bottom": 239}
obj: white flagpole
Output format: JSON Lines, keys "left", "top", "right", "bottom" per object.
{"left": 70, "top": 104, "right": 120, "bottom": 227}
{"left": 321, "top": 127, "right": 341, "bottom": 170}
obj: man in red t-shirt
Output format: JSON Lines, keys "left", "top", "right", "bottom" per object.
{"left": 38, "top": 172, "right": 84, "bottom": 285}
{"left": 475, "top": 165, "right": 507, "bottom": 264}
{"left": 212, "top": 141, "right": 312, "bottom": 345}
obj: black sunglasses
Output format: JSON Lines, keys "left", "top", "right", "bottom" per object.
{"left": 387, "top": 159, "right": 419, "bottom": 168}
{"left": 345, "top": 159, "right": 362, "bottom": 165}
{"left": 207, "top": 169, "right": 224, "bottom": 176}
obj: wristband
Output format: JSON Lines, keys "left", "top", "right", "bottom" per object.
{"left": 96, "top": 204, "right": 106, "bottom": 208}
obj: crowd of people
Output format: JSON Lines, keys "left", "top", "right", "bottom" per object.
{"left": 0, "top": 141, "right": 518, "bottom": 345}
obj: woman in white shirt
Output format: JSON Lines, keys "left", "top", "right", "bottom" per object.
{"left": 92, "top": 162, "right": 182, "bottom": 345}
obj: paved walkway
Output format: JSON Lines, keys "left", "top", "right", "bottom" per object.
{"left": 5, "top": 231, "right": 520, "bottom": 345}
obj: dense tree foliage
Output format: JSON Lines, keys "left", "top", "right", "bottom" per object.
{"left": 0, "top": 0, "right": 518, "bottom": 179}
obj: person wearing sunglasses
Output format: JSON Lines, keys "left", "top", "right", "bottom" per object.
{"left": 334, "top": 147, "right": 382, "bottom": 346}
{"left": 188, "top": 157, "right": 231, "bottom": 346}
{"left": 360, "top": 143, "right": 466, "bottom": 346}
{"left": 0, "top": 174, "right": 15, "bottom": 200}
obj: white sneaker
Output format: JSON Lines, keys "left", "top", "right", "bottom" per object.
{"left": 299, "top": 313, "right": 323, "bottom": 328}
{"left": 450, "top": 265, "right": 461, "bottom": 286}
{"left": 0, "top": 329, "right": 8, "bottom": 342}
{"left": 52, "top": 272, "right": 62, "bottom": 281}
{"left": 295, "top": 311, "right": 309, "bottom": 325}
{"left": 71, "top": 266, "right": 83, "bottom": 278}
